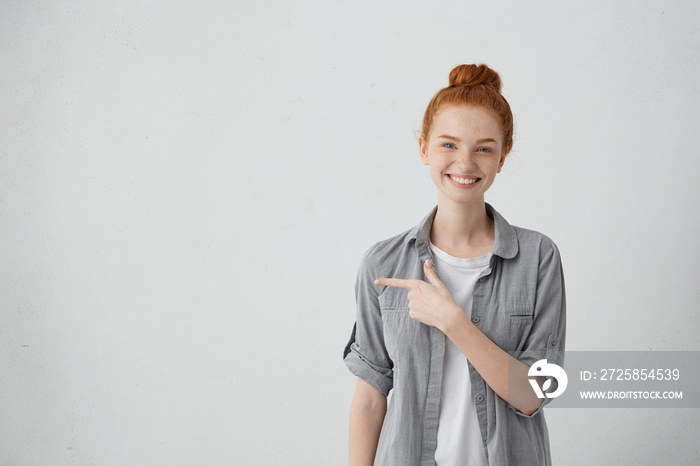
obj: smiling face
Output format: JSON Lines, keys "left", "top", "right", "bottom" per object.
{"left": 419, "top": 105, "right": 506, "bottom": 208}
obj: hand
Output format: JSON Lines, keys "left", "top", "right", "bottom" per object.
{"left": 374, "top": 260, "right": 463, "bottom": 332}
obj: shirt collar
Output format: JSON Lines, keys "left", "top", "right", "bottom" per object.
{"left": 403, "top": 202, "right": 519, "bottom": 260}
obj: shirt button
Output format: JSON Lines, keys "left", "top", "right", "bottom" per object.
{"left": 478, "top": 277, "right": 485, "bottom": 283}
{"left": 472, "top": 316, "right": 480, "bottom": 323}
{"left": 550, "top": 337, "right": 558, "bottom": 346}
{"left": 475, "top": 394, "right": 484, "bottom": 402}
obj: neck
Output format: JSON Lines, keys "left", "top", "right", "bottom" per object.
{"left": 429, "top": 198, "right": 494, "bottom": 258}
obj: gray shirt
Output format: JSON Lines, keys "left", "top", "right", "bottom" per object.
{"left": 343, "top": 203, "right": 566, "bottom": 465}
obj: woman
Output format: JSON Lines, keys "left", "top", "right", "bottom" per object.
{"left": 343, "top": 64, "right": 566, "bottom": 465}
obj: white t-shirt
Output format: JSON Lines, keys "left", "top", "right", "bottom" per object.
{"left": 430, "top": 239, "right": 491, "bottom": 466}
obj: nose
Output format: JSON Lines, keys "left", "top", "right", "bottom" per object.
{"left": 454, "top": 150, "right": 476, "bottom": 170}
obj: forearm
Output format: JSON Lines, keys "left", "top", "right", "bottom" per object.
{"left": 349, "top": 391, "right": 387, "bottom": 465}
{"left": 442, "top": 310, "right": 544, "bottom": 415}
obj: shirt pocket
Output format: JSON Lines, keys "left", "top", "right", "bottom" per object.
{"left": 378, "top": 294, "right": 429, "bottom": 365}
{"left": 494, "top": 303, "right": 535, "bottom": 353}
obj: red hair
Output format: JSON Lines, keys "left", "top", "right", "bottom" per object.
{"left": 421, "top": 64, "right": 514, "bottom": 155}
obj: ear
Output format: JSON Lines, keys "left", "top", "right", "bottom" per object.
{"left": 496, "top": 150, "right": 507, "bottom": 173}
{"left": 419, "top": 136, "right": 430, "bottom": 165}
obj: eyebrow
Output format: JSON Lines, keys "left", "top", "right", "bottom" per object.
{"left": 436, "top": 135, "right": 498, "bottom": 144}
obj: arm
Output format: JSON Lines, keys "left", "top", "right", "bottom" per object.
{"left": 376, "top": 262, "right": 542, "bottom": 414}
{"left": 376, "top": 247, "right": 565, "bottom": 415}
{"left": 442, "top": 313, "right": 545, "bottom": 415}
{"left": 344, "top": 248, "right": 393, "bottom": 463}
{"left": 349, "top": 377, "right": 387, "bottom": 466}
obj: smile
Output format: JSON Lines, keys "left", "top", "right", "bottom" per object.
{"left": 448, "top": 174, "right": 480, "bottom": 185}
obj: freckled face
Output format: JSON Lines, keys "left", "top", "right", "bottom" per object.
{"left": 419, "top": 105, "right": 506, "bottom": 207}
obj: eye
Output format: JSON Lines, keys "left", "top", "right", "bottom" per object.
{"left": 442, "top": 143, "right": 456, "bottom": 149}
{"left": 477, "top": 147, "right": 492, "bottom": 153}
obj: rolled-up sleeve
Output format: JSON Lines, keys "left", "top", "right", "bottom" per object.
{"left": 343, "top": 246, "right": 394, "bottom": 396}
{"left": 511, "top": 239, "right": 567, "bottom": 417}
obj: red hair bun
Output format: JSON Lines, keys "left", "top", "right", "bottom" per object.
{"left": 448, "top": 64, "right": 502, "bottom": 93}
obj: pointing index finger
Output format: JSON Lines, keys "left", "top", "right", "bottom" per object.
{"left": 374, "top": 277, "right": 417, "bottom": 289}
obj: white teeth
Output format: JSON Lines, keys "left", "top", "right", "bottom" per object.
{"left": 449, "top": 175, "right": 478, "bottom": 184}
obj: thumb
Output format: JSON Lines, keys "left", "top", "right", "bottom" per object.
{"left": 424, "top": 259, "right": 444, "bottom": 287}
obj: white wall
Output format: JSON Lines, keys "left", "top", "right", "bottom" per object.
{"left": 2, "top": 0, "right": 699, "bottom": 464}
